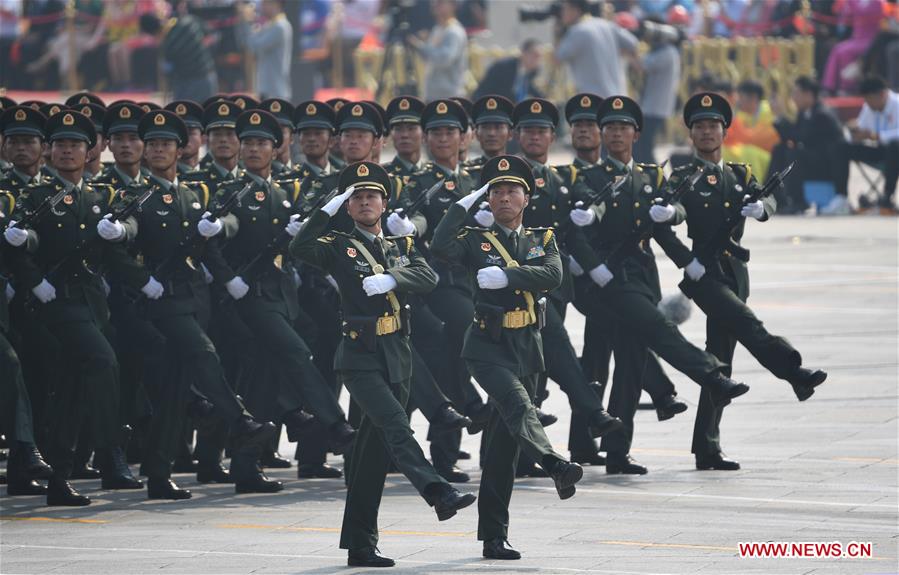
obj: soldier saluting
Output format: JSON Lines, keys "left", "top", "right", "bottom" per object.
{"left": 661, "top": 93, "right": 827, "bottom": 471}
{"left": 290, "top": 161, "right": 476, "bottom": 568}
{"left": 431, "top": 155, "right": 585, "bottom": 561}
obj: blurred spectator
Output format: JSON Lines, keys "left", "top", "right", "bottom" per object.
{"left": 328, "top": 0, "right": 379, "bottom": 88}
{"left": 634, "top": 17, "right": 682, "bottom": 163}
{"left": 407, "top": 0, "right": 468, "bottom": 100}
{"left": 105, "top": 0, "right": 167, "bottom": 91}
{"left": 822, "top": 0, "right": 884, "bottom": 94}
{"left": 836, "top": 76, "right": 899, "bottom": 213}
{"left": 457, "top": 0, "right": 488, "bottom": 34}
{"left": 162, "top": 0, "right": 218, "bottom": 102}
{"left": 769, "top": 76, "right": 845, "bottom": 213}
{"left": 239, "top": 0, "right": 293, "bottom": 100}
{"left": 0, "top": 0, "right": 21, "bottom": 87}
{"left": 25, "top": 0, "right": 106, "bottom": 89}
{"left": 554, "top": 0, "right": 638, "bottom": 98}
{"left": 724, "top": 80, "right": 780, "bottom": 180}
{"left": 862, "top": 4, "right": 899, "bottom": 90}
{"left": 472, "top": 38, "right": 543, "bottom": 102}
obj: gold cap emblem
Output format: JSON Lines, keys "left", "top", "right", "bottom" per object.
{"left": 306, "top": 103, "right": 317, "bottom": 115}
{"left": 351, "top": 104, "right": 363, "bottom": 117}
{"left": 498, "top": 158, "right": 510, "bottom": 171}
{"left": 580, "top": 95, "right": 591, "bottom": 108}
{"left": 140, "top": 104, "right": 151, "bottom": 112}
{"left": 357, "top": 163, "right": 369, "bottom": 177}
{"left": 154, "top": 113, "right": 166, "bottom": 126}
{"left": 701, "top": 95, "right": 712, "bottom": 107}
{"left": 612, "top": 98, "right": 624, "bottom": 110}
{"left": 63, "top": 113, "right": 75, "bottom": 126}
{"left": 234, "top": 98, "right": 247, "bottom": 109}
{"left": 218, "top": 103, "right": 229, "bottom": 116}
{"left": 120, "top": 106, "right": 132, "bottom": 119}
{"left": 79, "top": 96, "right": 90, "bottom": 104}
{"left": 250, "top": 112, "right": 261, "bottom": 125}
{"left": 175, "top": 103, "right": 186, "bottom": 115}
{"left": 398, "top": 98, "right": 410, "bottom": 111}
{"left": 14, "top": 109, "right": 26, "bottom": 121}
{"left": 486, "top": 98, "right": 497, "bottom": 110}
{"left": 436, "top": 102, "right": 448, "bottom": 114}
{"left": 333, "top": 101, "right": 345, "bottom": 112}
{"left": 530, "top": 101, "right": 542, "bottom": 114}
{"left": 270, "top": 101, "right": 281, "bottom": 113}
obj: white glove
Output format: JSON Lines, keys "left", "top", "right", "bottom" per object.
{"left": 201, "top": 263, "right": 214, "bottom": 284}
{"left": 141, "top": 276, "right": 164, "bottom": 300}
{"left": 362, "top": 273, "right": 397, "bottom": 296}
{"left": 685, "top": 258, "right": 706, "bottom": 281}
{"left": 589, "top": 264, "right": 614, "bottom": 288}
{"left": 285, "top": 213, "right": 302, "bottom": 237}
{"left": 568, "top": 255, "right": 584, "bottom": 277}
{"left": 649, "top": 203, "right": 676, "bottom": 223}
{"left": 474, "top": 202, "right": 494, "bottom": 227}
{"left": 4, "top": 222, "right": 28, "bottom": 247}
{"left": 197, "top": 212, "right": 223, "bottom": 238}
{"left": 569, "top": 201, "right": 596, "bottom": 227}
{"left": 740, "top": 196, "right": 765, "bottom": 220}
{"left": 31, "top": 279, "right": 56, "bottom": 303}
{"left": 322, "top": 186, "right": 355, "bottom": 216}
{"left": 97, "top": 214, "right": 125, "bottom": 241}
{"left": 476, "top": 265, "right": 509, "bottom": 290}
{"left": 456, "top": 183, "right": 489, "bottom": 211}
{"left": 5, "top": 282, "right": 15, "bottom": 301}
{"left": 387, "top": 212, "right": 415, "bottom": 236}
{"left": 226, "top": 276, "right": 250, "bottom": 300}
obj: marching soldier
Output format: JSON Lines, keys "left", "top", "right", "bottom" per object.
{"left": 4, "top": 110, "right": 144, "bottom": 505}
{"left": 452, "top": 96, "right": 475, "bottom": 164}
{"left": 661, "top": 93, "right": 827, "bottom": 470}
{"left": 74, "top": 103, "right": 106, "bottom": 181}
{"left": 568, "top": 96, "right": 753, "bottom": 474}
{"left": 205, "top": 109, "right": 357, "bottom": 491}
{"left": 290, "top": 161, "right": 476, "bottom": 568}
{"left": 431, "top": 155, "right": 585, "bottom": 560}
{"left": 258, "top": 98, "right": 296, "bottom": 176}
{"left": 504, "top": 97, "right": 622, "bottom": 476}
{"left": 0, "top": 106, "right": 49, "bottom": 193}
{"left": 465, "top": 95, "right": 514, "bottom": 171}
{"left": 94, "top": 103, "right": 149, "bottom": 188}
{"left": 382, "top": 96, "right": 425, "bottom": 178}
{"left": 98, "top": 110, "right": 278, "bottom": 498}
{"left": 325, "top": 97, "right": 350, "bottom": 170}
{"left": 164, "top": 100, "right": 205, "bottom": 176}
{"left": 183, "top": 101, "right": 244, "bottom": 196}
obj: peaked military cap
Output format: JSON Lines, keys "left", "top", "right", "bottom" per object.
{"left": 326, "top": 97, "right": 350, "bottom": 114}
{"left": 565, "top": 93, "right": 602, "bottom": 124}
{"left": 39, "top": 103, "right": 66, "bottom": 119}
{"left": 339, "top": 161, "right": 391, "bottom": 200}
{"left": 337, "top": 101, "right": 383, "bottom": 136}
{"left": 74, "top": 103, "right": 105, "bottom": 133}
{"left": 165, "top": 100, "right": 204, "bottom": 130}
{"left": 598, "top": 95, "right": 643, "bottom": 131}
{"left": 472, "top": 95, "right": 514, "bottom": 126}
{"left": 386, "top": 96, "right": 424, "bottom": 126}
{"left": 103, "top": 102, "right": 146, "bottom": 136}
{"left": 0, "top": 106, "right": 47, "bottom": 139}
{"left": 65, "top": 91, "right": 105, "bottom": 108}
{"left": 203, "top": 100, "right": 242, "bottom": 130}
{"left": 512, "top": 98, "right": 559, "bottom": 129}
{"left": 421, "top": 98, "right": 468, "bottom": 132}
{"left": 683, "top": 92, "right": 732, "bottom": 128}
{"left": 0, "top": 96, "right": 17, "bottom": 111}
{"left": 229, "top": 94, "right": 259, "bottom": 111}
{"left": 479, "top": 154, "right": 536, "bottom": 196}
{"left": 46, "top": 110, "right": 97, "bottom": 148}
{"left": 139, "top": 110, "right": 187, "bottom": 145}
{"left": 19, "top": 100, "right": 47, "bottom": 111}
{"left": 202, "top": 94, "right": 231, "bottom": 109}
{"left": 259, "top": 98, "right": 295, "bottom": 128}
{"left": 364, "top": 100, "right": 388, "bottom": 131}
{"left": 294, "top": 100, "right": 336, "bottom": 132}
{"left": 236, "top": 109, "right": 283, "bottom": 148}
{"left": 451, "top": 97, "right": 474, "bottom": 123}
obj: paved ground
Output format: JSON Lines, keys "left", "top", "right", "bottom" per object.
{"left": 2, "top": 210, "right": 897, "bottom": 574}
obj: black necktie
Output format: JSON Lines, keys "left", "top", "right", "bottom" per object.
{"left": 509, "top": 231, "right": 519, "bottom": 255}
{"left": 374, "top": 237, "right": 387, "bottom": 264}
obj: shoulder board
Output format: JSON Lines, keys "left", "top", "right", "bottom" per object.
{"left": 385, "top": 234, "right": 415, "bottom": 252}
{"left": 726, "top": 162, "right": 752, "bottom": 184}
{"left": 316, "top": 233, "right": 337, "bottom": 244}
{"left": 637, "top": 163, "right": 663, "bottom": 187}
{"left": 462, "top": 225, "right": 490, "bottom": 232}
{"left": 329, "top": 230, "right": 354, "bottom": 238}
{"left": 0, "top": 190, "right": 14, "bottom": 214}
{"left": 291, "top": 179, "right": 301, "bottom": 202}
{"left": 525, "top": 227, "right": 554, "bottom": 246}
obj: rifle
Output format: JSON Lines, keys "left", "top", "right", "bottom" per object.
{"left": 580, "top": 172, "right": 631, "bottom": 207}
{"left": 9, "top": 186, "right": 69, "bottom": 230}
{"left": 602, "top": 165, "right": 704, "bottom": 269}
{"left": 392, "top": 179, "right": 444, "bottom": 219}
{"left": 696, "top": 161, "right": 794, "bottom": 265}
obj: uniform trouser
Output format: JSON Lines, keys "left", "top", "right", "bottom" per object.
{"left": 466, "top": 360, "right": 564, "bottom": 541}
{"left": 141, "top": 358, "right": 192, "bottom": 479}
{"left": 0, "top": 331, "right": 35, "bottom": 444}
{"left": 42, "top": 318, "right": 121, "bottom": 479}
{"left": 600, "top": 325, "right": 649, "bottom": 456}
{"left": 237, "top": 304, "right": 344, "bottom": 426}
{"left": 410, "top": 345, "right": 451, "bottom": 421}
{"left": 687, "top": 276, "right": 801, "bottom": 456}
{"left": 338, "top": 369, "right": 447, "bottom": 550}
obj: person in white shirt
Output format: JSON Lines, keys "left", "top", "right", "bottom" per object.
{"left": 838, "top": 76, "right": 899, "bottom": 213}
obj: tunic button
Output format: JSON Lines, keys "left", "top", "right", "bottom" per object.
{"left": 182, "top": 221, "right": 189, "bottom": 227}
{"left": 724, "top": 201, "right": 731, "bottom": 208}
{"left": 553, "top": 221, "right": 559, "bottom": 226}
{"left": 531, "top": 205, "right": 536, "bottom": 210}
{"left": 704, "top": 203, "right": 709, "bottom": 208}
{"left": 515, "top": 289, "right": 521, "bottom": 294}
{"left": 634, "top": 202, "right": 640, "bottom": 208}
{"left": 612, "top": 202, "right": 618, "bottom": 208}
{"left": 273, "top": 218, "right": 279, "bottom": 224}
{"left": 58, "top": 223, "right": 63, "bottom": 228}
{"left": 515, "top": 307, "right": 520, "bottom": 311}
{"left": 79, "top": 223, "right": 85, "bottom": 229}
{"left": 636, "top": 219, "right": 641, "bottom": 226}
{"left": 551, "top": 205, "right": 556, "bottom": 210}
{"left": 161, "top": 222, "right": 167, "bottom": 228}
{"left": 251, "top": 216, "right": 257, "bottom": 222}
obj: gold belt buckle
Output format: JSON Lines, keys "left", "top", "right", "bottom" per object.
{"left": 503, "top": 310, "right": 529, "bottom": 329}
{"left": 376, "top": 315, "right": 398, "bottom": 335}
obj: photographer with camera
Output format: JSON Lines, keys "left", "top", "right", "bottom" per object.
{"left": 553, "top": 0, "right": 638, "bottom": 98}
{"left": 406, "top": 0, "right": 468, "bottom": 101}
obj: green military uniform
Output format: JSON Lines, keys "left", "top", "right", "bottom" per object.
{"left": 182, "top": 101, "right": 244, "bottom": 197}
{"left": 164, "top": 100, "right": 205, "bottom": 179}
{"left": 464, "top": 95, "right": 515, "bottom": 175}
{"left": 289, "top": 161, "right": 457, "bottom": 554}
{"left": 659, "top": 93, "right": 824, "bottom": 463}
{"left": 431, "top": 155, "right": 578, "bottom": 547}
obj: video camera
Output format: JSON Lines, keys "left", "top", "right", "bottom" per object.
{"left": 518, "top": 0, "right": 600, "bottom": 23}
{"left": 636, "top": 18, "right": 685, "bottom": 46}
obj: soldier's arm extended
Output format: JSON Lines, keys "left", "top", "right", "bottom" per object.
{"left": 430, "top": 203, "right": 471, "bottom": 265}
{"left": 503, "top": 230, "right": 563, "bottom": 292}
{"left": 653, "top": 224, "right": 693, "bottom": 268}
{"left": 288, "top": 209, "right": 336, "bottom": 271}
{"left": 386, "top": 236, "right": 437, "bottom": 295}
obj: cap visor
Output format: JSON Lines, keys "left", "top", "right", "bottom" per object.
{"left": 474, "top": 114, "right": 512, "bottom": 126}
{"left": 296, "top": 120, "right": 335, "bottom": 131}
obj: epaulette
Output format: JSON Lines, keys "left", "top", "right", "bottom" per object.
{"left": 0, "top": 190, "right": 14, "bottom": 214}
{"left": 726, "top": 161, "right": 752, "bottom": 185}
{"left": 463, "top": 225, "right": 490, "bottom": 232}
{"left": 184, "top": 180, "right": 210, "bottom": 207}
{"left": 385, "top": 234, "right": 415, "bottom": 253}
{"left": 637, "top": 162, "right": 664, "bottom": 187}
{"left": 525, "top": 226, "right": 554, "bottom": 246}
{"left": 316, "top": 233, "right": 337, "bottom": 244}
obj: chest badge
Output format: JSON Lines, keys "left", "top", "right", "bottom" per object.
{"left": 346, "top": 247, "right": 357, "bottom": 258}
{"left": 63, "top": 194, "right": 74, "bottom": 205}
{"left": 445, "top": 181, "right": 456, "bottom": 191}
{"left": 535, "top": 177, "right": 545, "bottom": 188}
{"left": 481, "top": 242, "right": 492, "bottom": 252}
{"left": 255, "top": 191, "right": 266, "bottom": 202}
{"left": 706, "top": 174, "right": 718, "bottom": 185}
{"left": 162, "top": 194, "right": 173, "bottom": 204}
